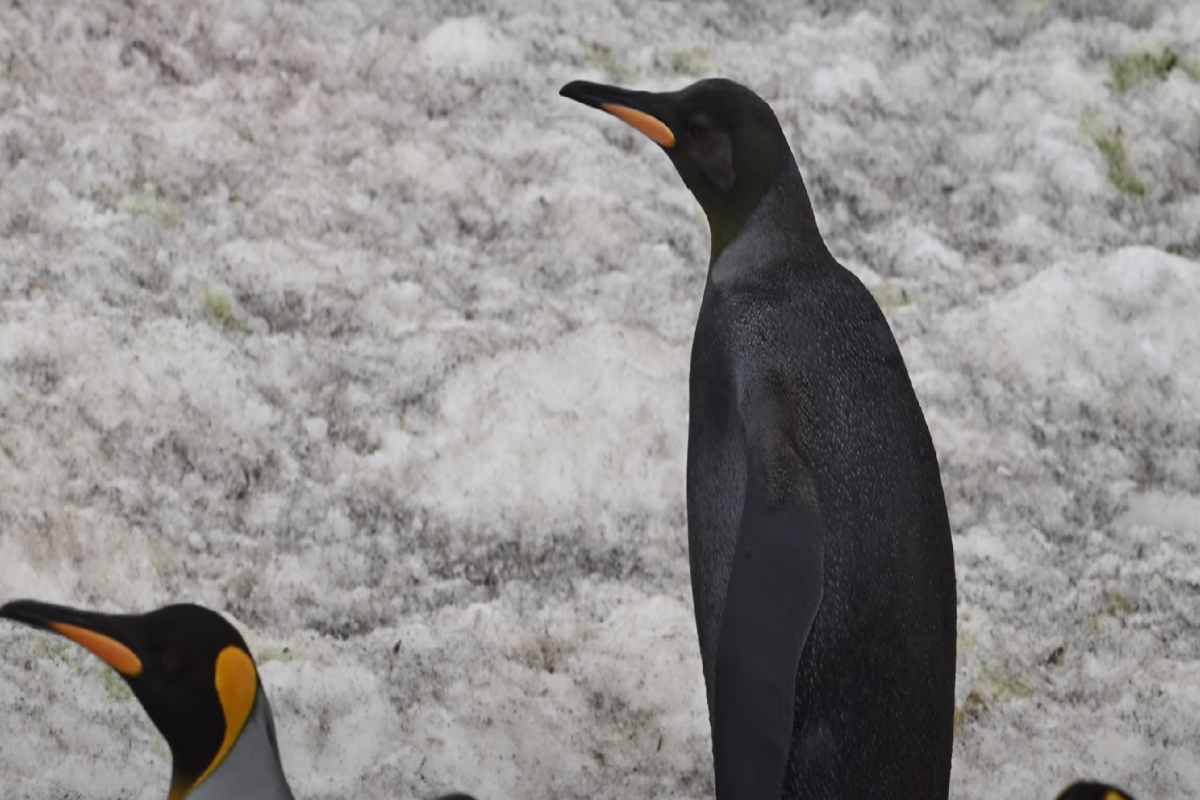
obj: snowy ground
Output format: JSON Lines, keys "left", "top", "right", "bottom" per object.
{"left": 1, "top": 1, "right": 1198, "bottom": 798}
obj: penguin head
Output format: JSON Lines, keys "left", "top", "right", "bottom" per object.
{"left": 1056, "top": 781, "right": 1135, "bottom": 800}
{"left": 1, "top": 599, "right": 262, "bottom": 798}
{"left": 560, "top": 77, "right": 793, "bottom": 255}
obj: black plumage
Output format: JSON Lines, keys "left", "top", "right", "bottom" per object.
{"left": 562, "top": 78, "right": 957, "bottom": 799}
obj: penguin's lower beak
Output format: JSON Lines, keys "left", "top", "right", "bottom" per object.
{"left": 560, "top": 80, "right": 677, "bottom": 148}
{"left": 1, "top": 599, "right": 145, "bottom": 678}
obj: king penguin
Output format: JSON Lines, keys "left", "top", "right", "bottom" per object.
{"left": 561, "top": 78, "right": 957, "bottom": 798}
{"left": 0, "top": 599, "right": 477, "bottom": 800}
{"left": 1057, "top": 782, "right": 1135, "bottom": 800}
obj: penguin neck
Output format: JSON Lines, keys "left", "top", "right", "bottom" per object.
{"left": 707, "top": 157, "right": 825, "bottom": 281}
{"left": 171, "top": 691, "right": 295, "bottom": 800}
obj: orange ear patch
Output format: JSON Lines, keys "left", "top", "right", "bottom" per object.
{"left": 601, "top": 103, "right": 676, "bottom": 148}
{"left": 50, "top": 622, "right": 143, "bottom": 677}
{"left": 192, "top": 646, "right": 258, "bottom": 792}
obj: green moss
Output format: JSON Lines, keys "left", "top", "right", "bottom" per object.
{"left": 662, "top": 47, "right": 710, "bottom": 76}
{"left": 870, "top": 283, "right": 912, "bottom": 310}
{"left": 119, "top": 186, "right": 181, "bottom": 228}
{"left": 1091, "top": 127, "right": 1146, "bottom": 198}
{"left": 204, "top": 288, "right": 250, "bottom": 333}
{"left": 954, "top": 665, "right": 1036, "bottom": 734}
{"left": 954, "top": 690, "right": 988, "bottom": 734}
{"left": 1015, "top": 0, "right": 1052, "bottom": 14}
{"left": 1102, "top": 590, "right": 1136, "bottom": 617}
{"left": 985, "top": 669, "right": 1034, "bottom": 703}
{"left": 583, "top": 42, "right": 638, "bottom": 83}
{"left": 1110, "top": 48, "right": 1184, "bottom": 93}
{"left": 255, "top": 646, "right": 295, "bottom": 664}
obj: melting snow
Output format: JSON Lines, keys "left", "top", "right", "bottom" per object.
{"left": 1, "top": 1, "right": 1198, "bottom": 798}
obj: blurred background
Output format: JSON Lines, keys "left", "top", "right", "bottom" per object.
{"left": 0, "top": 1, "right": 1197, "bottom": 797}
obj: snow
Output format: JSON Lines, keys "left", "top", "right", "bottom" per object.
{"left": 1, "top": 1, "right": 1198, "bottom": 798}
{"left": 420, "top": 18, "right": 519, "bottom": 73}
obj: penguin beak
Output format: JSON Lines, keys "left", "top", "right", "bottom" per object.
{"left": 1, "top": 599, "right": 145, "bottom": 678}
{"left": 560, "top": 80, "right": 677, "bottom": 148}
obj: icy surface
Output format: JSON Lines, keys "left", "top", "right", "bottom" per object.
{"left": 1, "top": 1, "right": 1198, "bottom": 798}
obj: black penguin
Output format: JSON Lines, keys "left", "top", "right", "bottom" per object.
{"left": 561, "top": 78, "right": 957, "bottom": 798}
{"left": 1057, "top": 782, "right": 1135, "bottom": 800}
{"left": 0, "top": 599, "right": 476, "bottom": 800}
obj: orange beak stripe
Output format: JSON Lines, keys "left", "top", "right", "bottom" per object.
{"left": 601, "top": 103, "right": 676, "bottom": 148}
{"left": 50, "top": 622, "right": 144, "bottom": 678}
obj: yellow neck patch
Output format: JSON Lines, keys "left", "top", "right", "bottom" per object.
{"left": 190, "top": 646, "right": 258, "bottom": 793}
{"left": 601, "top": 103, "right": 676, "bottom": 148}
{"left": 50, "top": 622, "right": 143, "bottom": 677}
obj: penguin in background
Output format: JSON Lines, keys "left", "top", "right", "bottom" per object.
{"left": 1060, "top": 782, "right": 1132, "bottom": 800}
{"left": 1056, "top": 782, "right": 1135, "bottom": 800}
{"left": 0, "top": 599, "right": 476, "bottom": 800}
{"left": 561, "top": 78, "right": 958, "bottom": 798}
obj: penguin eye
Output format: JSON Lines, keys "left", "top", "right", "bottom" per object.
{"left": 685, "top": 121, "right": 735, "bottom": 192}
{"left": 686, "top": 116, "right": 713, "bottom": 139}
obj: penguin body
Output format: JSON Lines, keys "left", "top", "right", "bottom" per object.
{"left": 562, "top": 78, "right": 957, "bottom": 798}
{"left": 687, "top": 157, "right": 957, "bottom": 800}
{"left": 186, "top": 690, "right": 293, "bottom": 800}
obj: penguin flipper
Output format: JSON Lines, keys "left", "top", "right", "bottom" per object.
{"left": 712, "top": 386, "right": 824, "bottom": 800}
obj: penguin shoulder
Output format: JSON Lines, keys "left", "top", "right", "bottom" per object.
{"left": 814, "top": 261, "right": 908, "bottom": 367}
